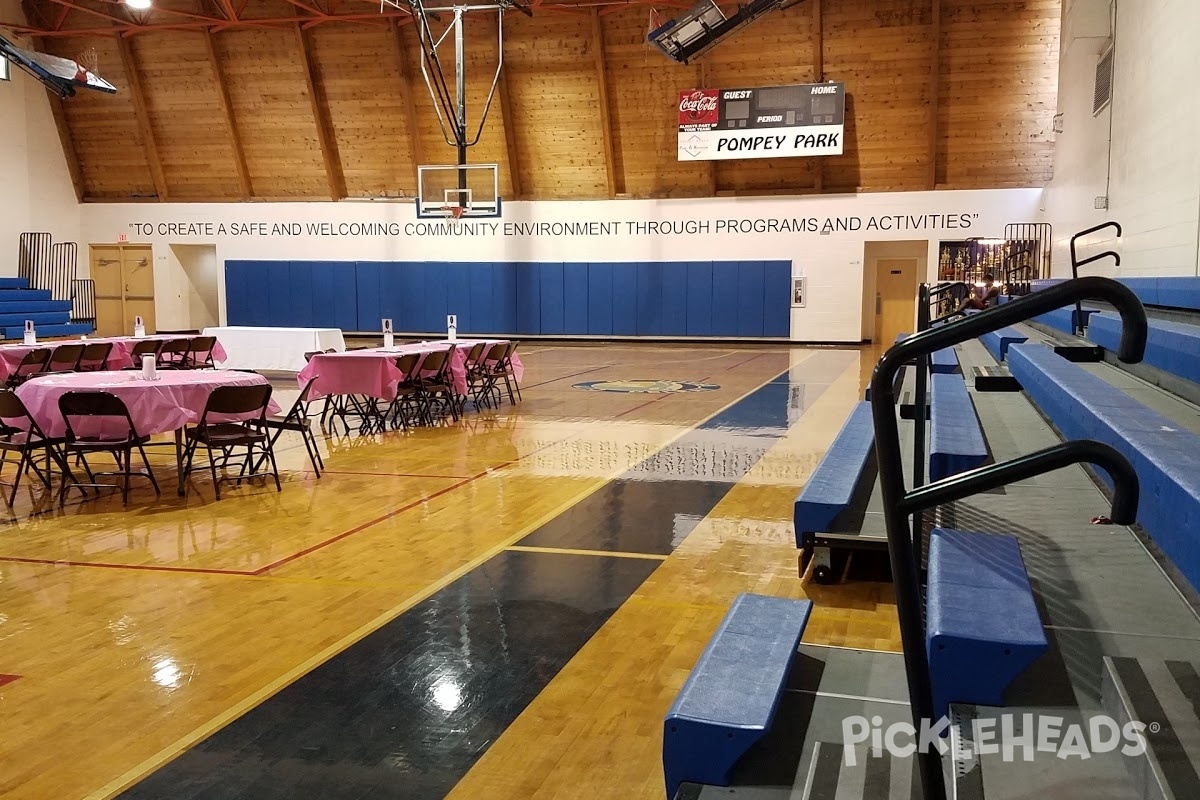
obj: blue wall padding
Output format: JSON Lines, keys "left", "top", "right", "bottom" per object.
{"left": 222, "top": 260, "right": 794, "bottom": 337}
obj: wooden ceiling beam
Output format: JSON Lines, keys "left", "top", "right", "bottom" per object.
{"left": 115, "top": 34, "right": 168, "bottom": 201}
{"left": 497, "top": 63, "right": 522, "bottom": 200}
{"left": 204, "top": 29, "right": 252, "bottom": 199}
{"left": 294, "top": 22, "right": 346, "bottom": 200}
{"left": 389, "top": 18, "right": 424, "bottom": 193}
{"left": 591, "top": 8, "right": 618, "bottom": 198}
{"left": 927, "top": 0, "right": 940, "bottom": 190}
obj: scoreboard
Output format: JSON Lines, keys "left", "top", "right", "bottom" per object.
{"left": 677, "top": 82, "right": 846, "bottom": 161}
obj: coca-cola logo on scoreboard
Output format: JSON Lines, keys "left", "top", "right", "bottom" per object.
{"left": 678, "top": 89, "right": 719, "bottom": 126}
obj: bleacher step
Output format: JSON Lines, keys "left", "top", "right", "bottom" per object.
{"left": 972, "top": 365, "right": 1023, "bottom": 392}
{"left": 799, "top": 741, "right": 916, "bottom": 800}
{"left": 1102, "top": 655, "right": 1200, "bottom": 800}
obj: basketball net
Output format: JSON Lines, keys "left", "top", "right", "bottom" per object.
{"left": 442, "top": 205, "right": 466, "bottom": 220}
{"left": 76, "top": 46, "right": 99, "bottom": 79}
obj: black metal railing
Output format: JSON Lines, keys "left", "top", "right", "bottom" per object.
{"left": 1069, "top": 221, "right": 1122, "bottom": 334}
{"left": 71, "top": 279, "right": 96, "bottom": 325}
{"left": 868, "top": 276, "right": 1147, "bottom": 800}
{"left": 1004, "top": 222, "right": 1052, "bottom": 291}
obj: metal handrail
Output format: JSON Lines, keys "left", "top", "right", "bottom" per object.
{"left": 1069, "top": 221, "right": 1122, "bottom": 334}
{"left": 928, "top": 281, "right": 970, "bottom": 298}
{"left": 867, "top": 276, "right": 1147, "bottom": 800}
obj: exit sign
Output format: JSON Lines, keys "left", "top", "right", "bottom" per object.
{"left": 118, "top": 233, "right": 129, "bottom": 243}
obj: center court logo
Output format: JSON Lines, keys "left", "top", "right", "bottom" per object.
{"left": 841, "top": 714, "right": 1150, "bottom": 766}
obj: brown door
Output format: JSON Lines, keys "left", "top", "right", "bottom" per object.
{"left": 875, "top": 258, "right": 919, "bottom": 344}
{"left": 121, "top": 245, "right": 156, "bottom": 334}
{"left": 89, "top": 244, "right": 155, "bottom": 337}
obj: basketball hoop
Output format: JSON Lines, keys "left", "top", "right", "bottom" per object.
{"left": 442, "top": 205, "right": 467, "bottom": 220}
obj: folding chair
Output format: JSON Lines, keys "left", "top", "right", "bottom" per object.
{"left": 77, "top": 342, "right": 114, "bottom": 372}
{"left": 5, "top": 348, "right": 51, "bottom": 389}
{"left": 260, "top": 377, "right": 324, "bottom": 476}
{"left": 57, "top": 391, "right": 160, "bottom": 506}
{"left": 468, "top": 342, "right": 505, "bottom": 409}
{"left": 125, "top": 339, "right": 163, "bottom": 370}
{"left": 184, "top": 336, "right": 218, "bottom": 369}
{"left": 496, "top": 341, "right": 522, "bottom": 404}
{"left": 384, "top": 353, "right": 421, "bottom": 431}
{"left": 45, "top": 343, "right": 86, "bottom": 374}
{"left": 157, "top": 338, "right": 191, "bottom": 369}
{"left": 183, "top": 384, "right": 280, "bottom": 500}
{"left": 413, "top": 346, "right": 459, "bottom": 425}
{"left": 0, "top": 390, "right": 64, "bottom": 507}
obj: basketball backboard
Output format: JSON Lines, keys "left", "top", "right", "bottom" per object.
{"left": 0, "top": 34, "right": 116, "bottom": 98}
{"left": 416, "top": 163, "right": 502, "bottom": 219}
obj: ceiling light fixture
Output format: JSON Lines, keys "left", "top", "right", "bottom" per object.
{"left": 125, "top": 0, "right": 153, "bottom": 10}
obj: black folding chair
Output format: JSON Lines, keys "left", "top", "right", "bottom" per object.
{"left": 46, "top": 344, "right": 86, "bottom": 374}
{"left": 413, "top": 346, "right": 459, "bottom": 425}
{"left": 77, "top": 342, "right": 114, "bottom": 372}
{"left": 260, "top": 377, "right": 324, "bottom": 477}
{"left": 157, "top": 338, "right": 191, "bottom": 369}
{"left": 0, "top": 391, "right": 64, "bottom": 507}
{"left": 57, "top": 391, "right": 160, "bottom": 506}
{"left": 125, "top": 339, "right": 163, "bottom": 370}
{"left": 384, "top": 353, "right": 421, "bottom": 431}
{"left": 5, "top": 348, "right": 50, "bottom": 388}
{"left": 184, "top": 336, "right": 218, "bottom": 369}
{"left": 183, "top": 384, "right": 280, "bottom": 500}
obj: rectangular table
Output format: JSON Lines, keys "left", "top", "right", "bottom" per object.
{"left": 0, "top": 334, "right": 228, "bottom": 381}
{"left": 297, "top": 341, "right": 469, "bottom": 401}
{"left": 202, "top": 326, "right": 346, "bottom": 372}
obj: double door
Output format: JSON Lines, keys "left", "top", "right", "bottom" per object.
{"left": 90, "top": 244, "right": 156, "bottom": 337}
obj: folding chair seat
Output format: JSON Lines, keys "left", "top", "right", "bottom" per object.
{"left": 184, "top": 336, "right": 218, "bottom": 369}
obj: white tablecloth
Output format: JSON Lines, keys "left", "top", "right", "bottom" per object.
{"left": 202, "top": 326, "right": 345, "bottom": 372}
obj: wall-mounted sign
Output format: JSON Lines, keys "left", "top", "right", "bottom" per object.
{"left": 678, "top": 82, "right": 846, "bottom": 161}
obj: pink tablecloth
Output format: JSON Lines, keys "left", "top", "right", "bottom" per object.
{"left": 0, "top": 335, "right": 229, "bottom": 380}
{"left": 12, "top": 369, "right": 279, "bottom": 439}
{"left": 298, "top": 342, "right": 471, "bottom": 401}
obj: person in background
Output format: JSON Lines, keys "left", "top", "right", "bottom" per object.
{"left": 957, "top": 273, "right": 1002, "bottom": 312}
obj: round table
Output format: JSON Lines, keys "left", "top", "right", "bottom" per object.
{"left": 13, "top": 370, "right": 281, "bottom": 496}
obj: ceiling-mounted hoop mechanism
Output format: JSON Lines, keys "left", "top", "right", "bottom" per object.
{"left": 403, "top": 0, "right": 531, "bottom": 153}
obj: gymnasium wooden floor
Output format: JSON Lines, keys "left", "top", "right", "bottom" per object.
{"left": 0, "top": 342, "right": 900, "bottom": 800}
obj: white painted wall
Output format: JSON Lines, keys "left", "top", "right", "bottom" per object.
{"left": 166, "top": 244, "right": 220, "bottom": 331}
{"left": 0, "top": 10, "right": 81, "bottom": 271}
{"left": 1041, "top": 0, "right": 1200, "bottom": 277}
{"left": 79, "top": 188, "right": 1040, "bottom": 341}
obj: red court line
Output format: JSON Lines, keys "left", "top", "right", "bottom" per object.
{"left": 0, "top": 555, "right": 257, "bottom": 576}
{"left": 520, "top": 365, "right": 609, "bottom": 390}
{"left": 0, "top": 674, "right": 20, "bottom": 688}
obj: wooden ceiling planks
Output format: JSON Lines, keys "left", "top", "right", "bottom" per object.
{"left": 26, "top": 0, "right": 1062, "bottom": 202}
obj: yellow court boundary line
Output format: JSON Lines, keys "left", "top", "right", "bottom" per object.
{"left": 85, "top": 352, "right": 812, "bottom": 800}
{"left": 505, "top": 545, "right": 668, "bottom": 561}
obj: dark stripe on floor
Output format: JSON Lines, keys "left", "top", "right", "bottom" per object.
{"left": 1111, "top": 656, "right": 1200, "bottom": 799}
{"left": 118, "top": 358, "right": 849, "bottom": 799}
{"left": 520, "top": 351, "right": 854, "bottom": 554}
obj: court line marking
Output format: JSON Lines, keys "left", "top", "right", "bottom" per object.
{"left": 85, "top": 360, "right": 801, "bottom": 800}
{"left": 0, "top": 555, "right": 258, "bottom": 576}
{"left": 505, "top": 545, "right": 668, "bottom": 561}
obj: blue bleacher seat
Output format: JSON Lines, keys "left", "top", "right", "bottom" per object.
{"left": 1031, "top": 306, "right": 1098, "bottom": 336}
{"left": 793, "top": 402, "right": 874, "bottom": 544}
{"left": 980, "top": 326, "right": 1029, "bottom": 362}
{"left": 1088, "top": 312, "right": 1200, "bottom": 386}
{"left": 0, "top": 300, "right": 72, "bottom": 314}
{"left": 927, "top": 528, "right": 1047, "bottom": 719}
{"left": 0, "top": 289, "right": 52, "bottom": 302}
{"left": 929, "top": 373, "right": 988, "bottom": 481}
{"left": 663, "top": 593, "right": 812, "bottom": 799}
{"left": 0, "top": 278, "right": 29, "bottom": 290}
{"left": 1009, "top": 343, "right": 1200, "bottom": 591}
{"left": 931, "top": 348, "right": 959, "bottom": 374}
